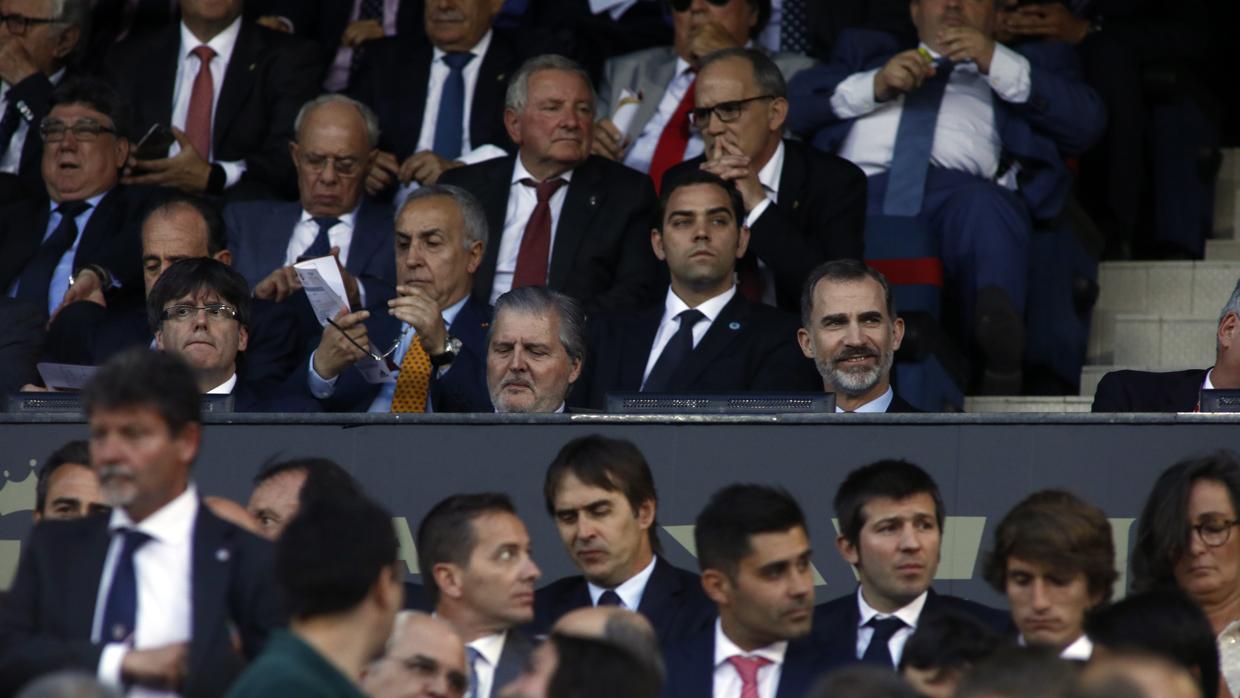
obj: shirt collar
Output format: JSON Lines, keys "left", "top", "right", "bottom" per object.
{"left": 1059, "top": 634, "right": 1093, "bottom": 660}
{"left": 180, "top": 16, "right": 242, "bottom": 63}
{"left": 674, "top": 57, "right": 694, "bottom": 80}
{"left": 856, "top": 587, "right": 927, "bottom": 630}
{"left": 663, "top": 285, "right": 736, "bottom": 324}
{"left": 587, "top": 555, "right": 658, "bottom": 608}
{"left": 49, "top": 191, "right": 107, "bottom": 215}
{"left": 836, "top": 386, "right": 895, "bottom": 414}
{"left": 713, "top": 617, "right": 788, "bottom": 668}
{"left": 511, "top": 153, "right": 575, "bottom": 186}
{"left": 467, "top": 630, "right": 507, "bottom": 668}
{"left": 109, "top": 483, "right": 199, "bottom": 545}
{"left": 207, "top": 373, "right": 238, "bottom": 395}
{"left": 755, "top": 140, "right": 785, "bottom": 201}
{"left": 299, "top": 204, "right": 360, "bottom": 230}
{"left": 1205, "top": 368, "right": 1215, "bottom": 391}
{"left": 432, "top": 29, "right": 493, "bottom": 63}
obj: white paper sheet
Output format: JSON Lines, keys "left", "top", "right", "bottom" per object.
{"left": 36, "top": 363, "right": 97, "bottom": 390}
{"left": 294, "top": 256, "right": 350, "bottom": 326}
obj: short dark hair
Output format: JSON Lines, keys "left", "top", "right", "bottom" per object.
{"left": 983, "top": 490, "right": 1116, "bottom": 603}
{"left": 416, "top": 493, "right": 517, "bottom": 606}
{"left": 698, "top": 48, "right": 787, "bottom": 99}
{"left": 276, "top": 493, "right": 398, "bottom": 619}
{"left": 1132, "top": 451, "right": 1240, "bottom": 592}
{"left": 808, "top": 665, "right": 922, "bottom": 698}
{"left": 83, "top": 347, "right": 200, "bottom": 435}
{"left": 253, "top": 457, "right": 362, "bottom": 509}
{"left": 899, "top": 609, "right": 1002, "bottom": 673}
{"left": 955, "top": 646, "right": 1078, "bottom": 698}
{"left": 1084, "top": 589, "right": 1220, "bottom": 698}
{"left": 547, "top": 633, "right": 661, "bottom": 698}
{"left": 694, "top": 484, "right": 807, "bottom": 577}
{"left": 35, "top": 440, "right": 90, "bottom": 514}
{"left": 800, "top": 260, "right": 896, "bottom": 330}
{"left": 655, "top": 170, "right": 746, "bottom": 234}
{"left": 147, "top": 257, "right": 252, "bottom": 333}
{"left": 834, "top": 459, "right": 944, "bottom": 546}
{"left": 142, "top": 194, "right": 228, "bottom": 256}
{"left": 49, "top": 77, "right": 131, "bottom": 141}
{"left": 543, "top": 435, "right": 662, "bottom": 554}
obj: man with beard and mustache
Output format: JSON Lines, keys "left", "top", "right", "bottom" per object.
{"left": 797, "top": 259, "right": 916, "bottom": 413}
{"left": 487, "top": 286, "right": 585, "bottom": 414}
{"left": 0, "top": 348, "right": 283, "bottom": 696}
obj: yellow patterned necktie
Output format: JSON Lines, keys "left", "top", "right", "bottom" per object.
{"left": 390, "top": 337, "right": 431, "bottom": 413}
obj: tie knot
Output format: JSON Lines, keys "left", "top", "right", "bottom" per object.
{"left": 312, "top": 216, "right": 340, "bottom": 232}
{"left": 443, "top": 52, "right": 475, "bottom": 71}
{"left": 56, "top": 200, "right": 90, "bottom": 219}
{"left": 117, "top": 528, "right": 153, "bottom": 552}
{"left": 677, "top": 308, "right": 705, "bottom": 327}
{"left": 466, "top": 646, "right": 481, "bottom": 664}
{"left": 727, "top": 655, "right": 772, "bottom": 683}
{"left": 867, "top": 616, "right": 907, "bottom": 642}
{"left": 597, "top": 590, "right": 624, "bottom": 607}
{"left": 192, "top": 45, "right": 216, "bottom": 62}
{"left": 521, "top": 177, "right": 566, "bottom": 202}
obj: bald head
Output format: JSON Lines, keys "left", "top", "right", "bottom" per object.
{"left": 551, "top": 607, "right": 663, "bottom": 683}
{"left": 364, "top": 611, "right": 469, "bottom": 698}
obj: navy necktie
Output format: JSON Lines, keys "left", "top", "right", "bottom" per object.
{"left": 465, "top": 646, "right": 481, "bottom": 698}
{"left": 780, "top": 0, "right": 809, "bottom": 53}
{"left": 303, "top": 216, "right": 339, "bottom": 260}
{"left": 862, "top": 616, "right": 907, "bottom": 668}
{"left": 597, "top": 590, "right": 624, "bottom": 607}
{"left": 882, "top": 61, "right": 953, "bottom": 216}
{"left": 433, "top": 52, "right": 476, "bottom": 161}
{"left": 0, "top": 98, "right": 22, "bottom": 160}
{"left": 15, "top": 200, "right": 91, "bottom": 308}
{"left": 100, "top": 528, "right": 153, "bottom": 644}
{"left": 642, "top": 308, "right": 706, "bottom": 393}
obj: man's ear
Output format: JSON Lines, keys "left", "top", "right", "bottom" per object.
{"left": 701, "top": 568, "right": 732, "bottom": 607}
{"left": 635, "top": 498, "right": 656, "bottom": 531}
{"left": 651, "top": 228, "right": 667, "bottom": 261}
{"left": 433, "top": 562, "right": 464, "bottom": 601}
{"left": 836, "top": 533, "right": 860, "bottom": 567}
{"left": 503, "top": 108, "right": 523, "bottom": 147}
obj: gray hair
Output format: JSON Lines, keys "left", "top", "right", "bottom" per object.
{"left": 17, "top": 672, "right": 120, "bottom": 698}
{"left": 50, "top": 0, "right": 90, "bottom": 65}
{"left": 601, "top": 613, "right": 666, "bottom": 684}
{"left": 1217, "top": 278, "right": 1240, "bottom": 356}
{"left": 294, "top": 94, "right": 380, "bottom": 149}
{"left": 504, "top": 54, "right": 595, "bottom": 114}
{"left": 398, "top": 184, "right": 489, "bottom": 251}
{"left": 491, "top": 286, "right": 587, "bottom": 366}
{"left": 698, "top": 47, "right": 788, "bottom": 99}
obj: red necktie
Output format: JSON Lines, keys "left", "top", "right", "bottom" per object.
{"left": 512, "top": 178, "right": 566, "bottom": 289}
{"left": 648, "top": 76, "right": 695, "bottom": 193}
{"left": 727, "top": 655, "right": 772, "bottom": 698}
{"left": 186, "top": 45, "right": 216, "bottom": 159}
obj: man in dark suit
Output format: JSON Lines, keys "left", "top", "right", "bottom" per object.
{"left": 798, "top": 260, "right": 919, "bottom": 413}
{"left": 788, "top": 0, "right": 1105, "bottom": 393}
{"left": 663, "top": 48, "right": 865, "bottom": 312}
{"left": 532, "top": 435, "right": 715, "bottom": 644}
{"left": 813, "top": 460, "right": 1009, "bottom": 669}
{"left": 105, "top": 0, "right": 322, "bottom": 199}
{"left": 226, "top": 94, "right": 395, "bottom": 312}
{"left": 305, "top": 184, "right": 492, "bottom": 412}
{"left": 487, "top": 286, "right": 585, "bottom": 414}
{"left": 663, "top": 484, "right": 830, "bottom": 698}
{"left": 0, "top": 298, "right": 44, "bottom": 393}
{"left": 0, "top": 348, "right": 283, "bottom": 696}
{"left": 574, "top": 171, "right": 820, "bottom": 410}
{"left": 440, "top": 54, "right": 661, "bottom": 312}
{"left": 350, "top": 0, "right": 523, "bottom": 198}
{"left": 417, "top": 493, "right": 541, "bottom": 698}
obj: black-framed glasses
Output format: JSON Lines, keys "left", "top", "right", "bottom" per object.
{"left": 161, "top": 304, "right": 239, "bottom": 323}
{"left": 298, "top": 152, "right": 363, "bottom": 177}
{"left": 0, "top": 12, "right": 64, "bottom": 35}
{"left": 689, "top": 95, "right": 776, "bottom": 128}
{"left": 39, "top": 118, "right": 116, "bottom": 143}
{"left": 326, "top": 318, "right": 404, "bottom": 363}
{"left": 1191, "top": 518, "right": 1239, "bottom": 547}
{"left": 667, "top": 0, "right": 728, "bottom": 12}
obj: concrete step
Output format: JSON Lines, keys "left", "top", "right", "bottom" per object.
{"left": 1207, "top": 239, "right": 1240, "bottom": 261}
{"left": 965, "top": 396, "right": 1094, "bottom": 413}
{"left": 1078, "top": 365, "right": 1201, "bottom": 399}
{"left": 1095, "top": 261, "right": 1239, "bottom": 318}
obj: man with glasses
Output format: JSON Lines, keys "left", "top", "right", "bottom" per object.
{"left": 591, "top": 0, "right": 813, "bottom": 185}
{"left": 363, "top": 611, "right": 470, "bottom": 698}
{"left": 662, "top": 48, "right": 864, "bottom": 312}
{"left": 225, "top": 94, "right": 396, "bottom": 313}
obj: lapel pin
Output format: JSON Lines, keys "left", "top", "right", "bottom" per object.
{"left": 728, "top": 322, "right": 741, "bottom": 331}
{"left": 216, "top": 547, "right": 230, "bottom": 562}
{"left": 588, "top": 195, "right": 598, "bottom": 207}
{"left": 793, "top": 200, "right": 800, "bottom": 209}
{"left": 249, "top": 63, "right": 257, "bottom": 71}
{"left": 480, "top": 322, "right": 490, "bottom": 329}
{"left": 497, "top": 74, "right": 506, "bottom": 82}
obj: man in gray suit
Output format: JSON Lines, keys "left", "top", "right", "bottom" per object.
{"left": 592, "top": 0, "right": 813, "bottom": 184}
{"left": 417, "top": 493, "right": 541, "bottom": 698}
{"left": 225, "top": 94, "right": 395, "bottom": 311}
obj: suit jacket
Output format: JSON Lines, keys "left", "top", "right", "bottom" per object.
{"left": 597, "top": 46, "right": 816, "bottom": 150}
{"left": 787, "top": 29, "right": 1106, "bottom": 221}
{"left": 806, "top": 0, "right": 915, "bottom": 60}
{"left": 492, "top": 629, "right": 534, "bottom": 698}
{"left": 439, "top": 155, "right": 661, "bottom": 312}
{"left": 0, "top": 71, "right": 63, "bottom": 205}
{"left": 301, "top": 295, "right": 493, "bottom": 413}
{"left": 1091, "top": 368, "right": 1208, "bottom": 413}
{"left": 662, "top": 621, "right": 835, "bottom": 698}
{"left": 663, "top": 140, "right": 867, "bottom": 311}
{"left": 514, "top": 0, "right": 672, "bottom": 84}
{"left": 349, "top": 29, "right": 524, "bottom": 160}
{"left": 529, "top": 556, "right": 715, "bottom": 645}
{"left": 574, "top": 291, "right": 822, "bottom": 410}
{"left": 225, "top": 199, "right": 397, "bottom": 306}
{"left": 103, "top": 21, "right": 323, "bottom": 200}
{"left": 810, "top": 588, "right": 1013, "bottom": 666}
{"left": 0, "top": 298, "right": 44, "bottom": 393}
{"left": 0, "top": 504, "right": 284, "bottom": 697}
{"left": 268, "top": 0, "right": 425, "bottom": 54}
{"left": 886, "top": 393, "right": 921, "bottom": 413}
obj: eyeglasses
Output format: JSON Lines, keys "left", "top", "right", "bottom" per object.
{"left": 0, "top": 12, "right": 64, "bottom": 35}
{"left": 326, "top": 318, "right": 404, "bottom": 364}
{"left": 299, "top": 152, "right": 363, "bottom": 177}
{"left": 384, "top": 655, "right": 469, "bottom": 695}
{"left": 667, "top": 0, "right": 729, "bottom": 12}
{"left": 39, "top": 118, "right": 117, "bottom": 143}
{"left": 161, "top": 304, "right": 239, "bottom": 323}
{"left": 688, "top": 95, "right": 776, "bottom": 128}
{"left": 1191, "top": 518, "right": 1239, "bottom": 547}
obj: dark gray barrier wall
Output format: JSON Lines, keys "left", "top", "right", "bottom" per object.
{"left": 1, "top": 413, "right": 1238, "bottom": 609}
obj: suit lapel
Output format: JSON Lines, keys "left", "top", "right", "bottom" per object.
{"left": 547, "top": 158, "right": 606, "bottom": 291}
{"left": 471, "top": 35, "right": 513, "bottom": 147}
{"left": 494, "top": 630, "right": 532, "bottom": 692}
{"left": 775, "top": 640, "right": 823, "bottom": 698}
{"left": 777, "top": 140, "right": 808, "bottom": 222}
{"left": 263, "top": 203, "right": 302, "bottom": 272}
{"left": 74, "top": 189, "right": 121, "bottom": 267}
{"left": 189, "top": 507, "right": 231, "bottom": 677}
{"left": 624, "top": 306, "right": 665, "bottom": 390}
{"left": 404, "top": 44, "right": 435, "bottom": 150}
{"left": 69, "top": 519, "right": 113, "bottom": 642}
{"left": 471, "top": 157, "right": 516, "bottom": 303}
{"left": 631, "top": 50, "right": 678, "bottom": 142}
{"left": 213, "top": 23, "right": 262, "bottom": 152}
{"left": 635, "top": 557, "right": 681, "bottom": 639}
{"left": 668, "top": 294, "right": 750, "bottom": 390}
{"left": 347, "top": 202, "right": 389, "bottom": 278}
{"left": 145, "top": 29, "right": 180, "bottom": 129}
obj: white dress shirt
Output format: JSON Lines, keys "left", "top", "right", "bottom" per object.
{"left": 414, "top": 31, "right": 494, "bottom": 158}
{"left": 94, "top": 485, "right": 199, "bottom": 697}
{"left": 170, "top": 18, "right": 247, "bottom": 187}
{"left": 206, "top": 373, "right": 238, "bottom": 395}
{"left": 0, "top": 68, "right": 65, "bottom": 174}
{"left": 854, "top": 587, "right": 927, "bottom": 666}
{"left": 1218, "top": 619, "right": 1240, "bottom": 696}
{"left": 836, "top": 386, "right": 895, "bottom": 414}
{"left": 641, "top": 285, "right": 737, "bottom": 386}
{"left": 491, "top": 157, "right": 575, "bottom": 303}
{"left": 831, "top": 42, "right": 1031, "bottom": 185}
{"left": 587, "top": 555, "right": 658, "bottom": 609}
{"left": 742, "top": 140, "right": 785, "bottom": 227}
{"left": 7, "top": 191, "right": 107, "bottom": 316}
{"left": 1016, "top": 632, "right": 1094, "bottom": 661}
{"left": 712, "top": 618, "right": 787, "bottom": 698}
{"left": 284, "top": 207, "right": 360, "bottom": 267}
{"left": 468, "top": 631, "right": 508, "bottom": 698}
{"left": 623, "top": 58, "right": 703, "bottom": 174}
{"left": 322, "top": 0, "right": 401, "bottom": 91}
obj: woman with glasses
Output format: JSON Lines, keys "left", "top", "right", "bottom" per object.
{"left": 1132, "top": 451, "right": 1240, "bottom": 698}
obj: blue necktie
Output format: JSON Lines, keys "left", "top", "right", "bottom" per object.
{"left": 465, "top": 646, "right": 481, "bottom": 698}
{"left": 303, "top": 216, "right": 339, "bottom": 260}
{"left": 861, "top": 616, "right": 906, "bottom": 668}
{"left": 882, "top": 61, "right": 953, "bottom": 216}
{"left": 597, "top": 589, "right": 624, "bottom": 607}
{"left": 100, "top": 528, "right": 152, "bottom": 644}
{"left": 642, "top": 308, "right": 705, "bottom": 393}
{"left": 780, "top": 0, "right": 809, "bottom": 53}
{"left": 433, "top": 52, "right": 475, "bottom": 161}
{"left": 15, "top": 200, "right": 90, "bottom": 310}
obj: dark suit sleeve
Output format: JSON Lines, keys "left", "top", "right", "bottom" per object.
{"left": 1010, "top": 42, "right": 1106, "bottom": 155}
{"left": 429, "top": 340, "right": 491, "bottom": 413}
{"left": 596, "top": 175, "right": 660, "bottom": 312}
{"left": 1091, "top": 371, "right": 1132, "bottom": 412}
{"left": 230, "top": 535, "right": 285, "bottom": 660}
{"left": 750, "top": 318, "right": 823, "bottom": 393}
{"left": 0, "top": 298, "right": 45, "bottom": 391}
{"left": 786, "top": 30, "right": 902, "bottom": 138}
{"left": 237, "top": 36, "right": 324, "bottom": 197}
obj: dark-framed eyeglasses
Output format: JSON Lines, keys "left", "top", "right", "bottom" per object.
{"left": 0, "top": 12, "right": 65, "bottom": 35}
{"left": 298, "top": 151, "right": 363, "bottom": 177}
{"left": 1191, "top": 518, "right": 1239, "bottom": 547}
{"left": 689, "top": 95, "right": 776, "bottom": 129}
{"left": 161, "top": 303, "right": 239, "bottom": 324}
{"left": 39, "top": 118, "right": 117, "bottom": 143}
{"left": 326, "top": 318, "right": 404, "bottom": 364}
{"left": 667, "top": 0, "right": 729, "bottom": 12}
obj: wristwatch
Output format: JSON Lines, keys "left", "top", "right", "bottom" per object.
{"left": 429, "top": 335, "right": 463, "bottom": 367}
